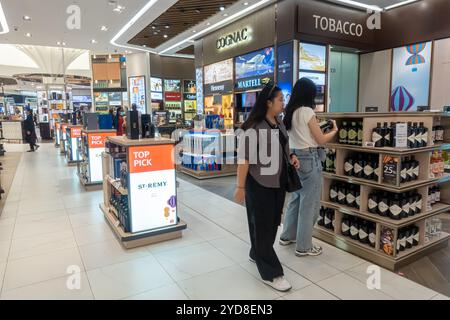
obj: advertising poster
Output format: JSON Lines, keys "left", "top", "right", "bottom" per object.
{"left": 108, "top": 92, "right": 122, "bottom": 106}
{"left": 94, "top": 92, "right": 109, "bottom": 113}
{"left": 183, "top": 80, "right": 197, "bottom": 93}
{"left": 277, "top": 42, "right": 294, "bottom": 104}
{"left": 391, "top": 42, "right": 432, "bottom": 112}
{"left": 204, "top": 59, "right": 233, "bottom": 84}
{"left": 235, "top": 47, "right": 275, "bottom": 80}
{"left": 151, "top": 77, "right": 163, "bottom": 92}
{"left": 184, "top": 100, "right": 197, "bottom": 113}
{"left": 164, "top": 92, "right": 182, "bottom": 101}
{"left": 129, "top": 76, "right": 146, "bottom": 114}
{"left": 70, "top": 127, "right": 82, "bottom": 161}
{"left": 196, "top": 68, "right": 204, "bottom": 114}
{"left": 88, "top": 132, "right": 116, "bottom": 182}
{"left": 128, "top": 144, "right": 177, "bottom": 233}
{"left": 300, "top": 43, "right": 327, "bottom": 72}
{"left": 164, "top": 79, "right": 181, "bottom": 93}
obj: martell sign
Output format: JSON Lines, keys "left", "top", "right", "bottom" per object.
{"left": 216, "top": 27, "right": 251, "bottom": 50}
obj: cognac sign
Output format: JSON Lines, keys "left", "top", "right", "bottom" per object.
{"left": 216, "top": 28, "right": 251, "bottom": 50}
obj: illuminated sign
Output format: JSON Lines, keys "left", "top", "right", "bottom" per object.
{"left": 88, "top": 132, "right": 116, "bottom": 182}
{"left": 71, "top": 127, "right": 82, "bottom": 138}
{"left": 164, "top": 92, "right": 182, "bottom": 101}
{"left": 216, "top": 27, "right": 252, "bottom": 50}
{"left": 236, "top": 76, "right": 273, "bottom": 90}
{"left": 128, "top": 145, "right": 177, "bottom": 233}
{"left": 183, "top": 93, "right": 196, "bottom": 101}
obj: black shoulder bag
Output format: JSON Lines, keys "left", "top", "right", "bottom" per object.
{"left": 282, "top": 146, "right": 302, "bottom": 193}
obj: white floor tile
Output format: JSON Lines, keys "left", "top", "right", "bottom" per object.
{"left": 178, "top": 265, "right": 280, "bottom": 300}
{"left": 9, "top": 230, "right": 77, "bottom": 261}
{"left": 18, "top": 201, "right": 65, "bottom": 215}
{"left": 317, "top": 273, "right": 393, "bottom": 300}
{"left": 68, "top": 211, "right": 105, "bottom": 228}
{"left": 2, "top": 247, "right": 84, "bottom": 290}
{"left": 0, "top": 262, "right": 6, "bottom": 290}
{"left": 0, "top": 241, "right": 10, "bottom": 263}
{"left": 73, "top": 223, "right": 115, "bottom": 246}
{"left": 0, "top": 217, "right": 16, "bottom": 227}
{"left": 280, "top": 254, "right": 341, "bottom": 283}
{"left": 15, "top": 210, "right": 67, "bottom": 224}
{"left": 345, "top": 262, "right": 439, "bottom": 300}
{"left": 66, "top": 205, "right": 102, "bottom": 216}
{"left": 13, "top": 215, "right": 72, "bottom": 239}
{"left": 154, "top": 242, "right": 235, "bottom": 281}
{"left": 283, "top": 284, "right": 339, "bottom": 300}
{"left": 1, "top": 272, "right": 93, "bottom": 300}
{"left": 146, "top": 228, "right": 206, "bottom": 254}
{"left": 79, "top": 239, "right": 150, "bottom": 270}
{"left": 431, "top": 294, "right": 450, "bottom": 300}
{"left": 0, "top": 225, "right": 14, "bottom": 242}
{"left": 315, "top": 244, "right": 366, "bottom": 271}
{"left": 87, "top": 256, "right": 173, "bottom": 300}
{"left": 209, "top": 235, "right": 251, "bottom": 264}
{"left": 125, "top": 283, "right": 188, "bottom": 300}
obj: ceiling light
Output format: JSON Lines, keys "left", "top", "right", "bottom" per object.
{"left": 23, "top": 15, "right": 32, "bottom": 21}
{"left": 91, "top": 39, "right": 98, "bottom": 44}
{"left": 143, "top": 44, "right": 147, "bottom": 47}
{"left": 165, "top": 25, "right": 170, "bottom": 29}
{"left": 25, "top": 32, "right": 32, "bottom": 37}
{"left": 113, "top": 5, "right": 125, "bottom": 13}
{"left": 219, "top": 6, "right": 225, "bottom": 11}
{"left": 151, "top": 26, "right": 156, "bottom": 29}
{"left": 101, "top": 25, "right": 108, "bottom": 31}
{"left": 62, "top": 42, "right": 66, "bottom": 46}
{"left": 244, "top": 2, "right": 249, "bottom": 5}
{"left": 163, "top": 35, "right": 168, "bottom": 38}
{"left": 57, "top": 41, "right": 61, "bottom": 45}
{"left": 153, "top": 31, "right": 158, "bottom": 35}
{"left": 206, "top": 22, "right": 211, "bottom": 26}
{"left": 192, "top": 30, "right": 197, "bottom": 33}
{"left": 223, "top": 13, "right": 228, "bottom": 17}
{"left": 108, "top": 1, "right": 117, "bottom": 6}
{"left": 335, "top": 0, "right": 382, "bottom": 12}
{"left": 160, "top": 0, "right": 270, "bottom": 55}
{"left": 384, "top": 0, "right": 419, "bottom": 10}
{"left": 0, "top": 2, "right": 9, "bottom": 35}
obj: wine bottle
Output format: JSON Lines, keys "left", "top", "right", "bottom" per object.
{"left": 415, "top": 193, "right": 422, "bottom": 214}
{"left": 372, "top": 123, "right": 383, "bottom": 147}
{"left": 405, "top": 228, "right": 413, "bottom": 249}
{"left": 344, "top": 157, "right": 354, "bottom": 176}
{"left": 409, "top": 192, "right": 417, "bottom": 216}
{"left": 406, "top": 157, "right": 414, "bottom": 182}
{"left": 389, "top": 194, "right": 402, "bottom": 220}
{"left": 374, "top": 159, "right": 380, "bottom": 181}
{"left": 324, "top": 210, "right": 332, "bottom": 229}
{"left": 390, "top": 122, "right": 396, "bottom": 147}
{"left": 339, "top": 122, "right": 348, "bottom": 144}
{"left": 411, "top": 156, "right": 419, "bottom": 180}
{"left": 318, "top": 208, "right": 325, "bottom": 226}
{"left": 412, "top": 226, "right": 419, "bottom": 246}
{"left": 401, "top": 157, "right": 408, "bottom": 183}
{"left": 341, "top": 216, "right": 350, "bottom": 237}
{"left": 363, "top": 158, "right": 374, "bottom": 180}
{"left": 413, "top": 123, "right": 420, "bottom": 148}
{"left": 420, "top": 122, "right": 428, "bottom": 147}
{"left": 401, "top": 195, "right": 410, "bottom": 219}
{"left": 399, "top": 229, "right": 407, "bottom": 252}
{"left": 368, "top": 192, "right": 379, "bottom": 214}
{"left": 355, "top": 187, "right": 361, "bottom": 210}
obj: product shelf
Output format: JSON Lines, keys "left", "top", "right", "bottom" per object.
{"left": 321, "top": 200, "right": 450, "bottom": 228}
{"left": 314, "top": 225, "right": 335, "bottom": 236}
{"left": 325, "top": 143, "right": 445, "bottom": 156}
{"left": 395, "top": 232, "right": 450, "bottom": 260}
{"left": 106, "top": 175, "right": 128, "bottom": 195}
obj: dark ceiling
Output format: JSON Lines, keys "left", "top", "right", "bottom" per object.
{"left": 128, "top": 0, "right": 240, "bottom": 49}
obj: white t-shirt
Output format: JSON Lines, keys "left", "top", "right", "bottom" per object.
{"left": 289, "top": 107, "right": 319, "bottom": 150}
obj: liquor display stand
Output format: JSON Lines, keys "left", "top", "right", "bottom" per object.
{"left": 180, "top": 130, "right": 237, "bottom": 180}
{"left": 316, "top": 112, "right": 450, "bottom": 271}
{"left": 77, "top": 129, "right": 116, "bottom": 189}
{"left": 65, "top": 125, "right": 83, "bottom": 165}
{"left": 54, "top": 121, "right": 61, "bottom": 148}
{"left": 59, "top": 123, "right": 69, "bottom": 155}
{"left": 100, "top": 136, "right": 186, "bottom": 249}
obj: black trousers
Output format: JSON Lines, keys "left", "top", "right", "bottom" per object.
{"left": 245, "top": 174, "right": 285, "bottom": 281}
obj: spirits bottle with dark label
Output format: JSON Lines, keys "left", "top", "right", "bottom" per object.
{"left": 389, "top": 194, "right": 402, "bottom": 220}
{"left": 378, "top": 192, "right": 390, "bottom": 217}
{"left": 341, "top": 216, "right": 350, "bottom": 237}
{"left": 368, "top": 192, "right": 379, "bottom": 214}
{"left": 330, "top": 183, "right": 338, "bottom": 202}
{"left": 348, "top": 122, "right": 358, "bottom": 145}
{"left": 344, "top": 157, "right": 354, "bottom": 176}
{"left": 339, "top": 121, "right": 348, "bottom": 144}
{"left": 359, "top": 221, "right": 369, "bottom": 244}
{"left": 407, "top": 122, "right": 415, "bottom": 149}
{"left": 401, "top": 157, "right": 409, "bottom": 183}
{"left": 354, "top": 154, "right": 364, "bottom": 178}
{"left": 383, "top": 122, "right": 391, "bottom": 147}
{"left": 411, "top": 156, "right": 419, "bottom": 180}
{"left": 350, "top": 217, "right": 360, "bottom": 240}
{"left": 346, "top": 185, "right": 356, "bottom": 208}
{"left": 368, "top": 224, "right": 376, "bottom": 248}
{"left": 338, "top": 183, "right": 346, "bottom": 205}
{"left": 372, "top": 123, "right": 383, "bottom": 147}
{"left": 357, "top": 121, "right": 363, "bottom": 146}
{"left": 355, "top": 187, "right": 361, "bottom": 210}
{"left": 318, "top": 207, "right": 325, "bottom": 226}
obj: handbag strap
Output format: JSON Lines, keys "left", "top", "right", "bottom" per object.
{"left": 264, "top": 118, "right": 291, "bottom": 165}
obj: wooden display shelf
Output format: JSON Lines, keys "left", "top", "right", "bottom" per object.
{"left": 78, "top": 172, "right": 103, "bottom": 189}
{"left": 100, "top": 204, "right": 187, "bottom": 249}
{"left": 323, "top": 171, "right": 442, "bottom": 192}
{"left": 319, "top": 111, "right": 450, "bottom": 119}
{"left": 395, "top": 232, "right": 450, "bottom": 260}
{"left": 325, "top": 142, "right": 444, "bottom": 156}
{"left": 322, "top": 200, "right": 450, "bottom": 228}
{"left": 106, "top": 175, "right": 128, "bottom": 195}
{"left": 180, "top": 164, "right": 237, "bottom": 180}
{"left": 314, "top": 225, "right": 335, "bottom": 236}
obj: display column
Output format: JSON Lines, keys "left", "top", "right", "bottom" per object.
{"left": 126, "top": 52, "right": 152, "bottom": 114}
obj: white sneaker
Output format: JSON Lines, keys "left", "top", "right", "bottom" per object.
{"left": 279, "top": 238, "right": 296, "bottom": 246}
{"left": 263, "top": 276, "right": 292, "bottom": 292}
{"left": 295, "top": 245, "right": 323, "bottom": 257}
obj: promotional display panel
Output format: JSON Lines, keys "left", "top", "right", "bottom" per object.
{"left": 108, "top": 92, "right": 122, "bottom": 106}
{"left": 129, "top": 76, "right": 146, "bottom": 113}
{"left": 165, "top": 102, "right": 182, "bottom": 123}
{"left": 183, "top": 80, "right": 197, "bottom": 94}
{"left": 184, "top": 100, "right": 197, "bottom": 113}
{"left": 391, "top": 42, "right": 432, "bottom": 112}
{"left": 196, "top": 68, "right": 204, "bottom": 114}
{"left": 128, "top": 144, "right": 177, "bottom": 233}
{"left": 151, "top": 77, "right": 163, "bottom": 101}
{"left": 235, "top": 47, "right": 275, "bottom": 91}
{"left": 278, "top": 42, "right": 295, "bottom": 104}
{"left": 70, "top": 126, "right": 82, "bottom": 161}
{"left": 88, "top": 132, "right": 116, "bottom": 182}
{"left": 204, "top": 59, "right": 233, "bottom": 85}
{"left": 164, "top": 80, "right": 181, "bottom": 93}
{"left": 94, "top": 92, "right": 109, "bottom": 113}
{"left": 300, "top": 43, "right": 327, "bottom": 71}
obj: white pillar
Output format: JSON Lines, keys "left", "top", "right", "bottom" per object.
{"left": 126, "top": 52, "right": 152, "bottom": 114}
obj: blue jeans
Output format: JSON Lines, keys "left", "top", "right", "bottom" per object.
{"left": 281, "top": 148, "right": 323, "bottom": 252}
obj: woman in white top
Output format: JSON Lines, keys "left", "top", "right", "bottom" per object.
{"left": 279, "top": 78, "right": 338, "bottom": 256}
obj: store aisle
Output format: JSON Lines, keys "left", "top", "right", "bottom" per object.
{"left": 0, "top": 144, "right": 448, "bottom": 300}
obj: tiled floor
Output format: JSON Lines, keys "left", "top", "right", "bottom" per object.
{"left": 0, "top": 143, "right": 448, "bottom": 300}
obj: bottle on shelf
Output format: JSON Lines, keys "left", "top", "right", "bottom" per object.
{"left": 330, "top": 183, "right": 338, "bottom": 202}
{"left": 348, "top": 122, "right": 358, "bottom": 145}
{"left": 318, "top": 207, "right": 325, "bottom": 226}
{"left": 368, "top": 224, "right": 376, "bottom": 248}
{"left": 359, "top": 220, "right": 369, "bottom": 244}
{"left": 390, "top": 122, "right": 396, "bottom": 147}
{"left": 357, "top": 121, "right": 363, "bottom": 146}
{"left": 389, "top": 194, "right": 402, "bottom": 220}
{"left": 413, "top": 123, "right": 420, "bottom": 148}
{"left": 383, "top": 122, "right": 391, "bottom": 147}
{"left": 368, "top": 192, "right": 379, "bottom": 214}
{"left": 350, "top": 217, "right": 360, "bottom": 240}
{"left": 341, "top": 215, "right": 350, "bottom": 237}
{"left": 407, "top": 122, "right": 415, "bottom": 149}
{"left": 346, "top": 184, "right": 356, "bottom": 208}
{"left": 339, "top": 121, "right": 348, "bottom": 144}
{"left": 420, "top": 122, "right": 428, "bottom": 147}
{"left": 378, "top": 192, "right": 390, "bottom": 217}
{"left": 338, "top": 183, "right": 346, "bottom": 205}
{"left": 372, "top": 122, "right": 383, "bottom": 147}
{"left": 354, "top": 154, "right": 364, "bottom": 178}
{"left": 324, "top": 209, "right": 334, "bottom": 230}
{"left": 344, "top": 157, "right": 354, "bottom": 176}
{"left": 363, "top": 157, "right": 374, "bottom": 180}
{"left": 401, "top": 157, "right": 409, "bottom": 183}
{"left": 355, "top": 187, "right": 361, "bottom": 210}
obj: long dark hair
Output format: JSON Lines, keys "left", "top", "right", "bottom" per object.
{"left": 284, "top": 78, "right": 317, "bottom": 130}
{"left": 241, "top": 84, "right": 282, "bottom": 131}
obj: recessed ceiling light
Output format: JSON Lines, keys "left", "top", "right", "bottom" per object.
{"left": 101, "top": 25, "right": 108, "bottom": 31}
{"left": 220, "top": 6, "right": 225, "bottom": 11}
{"left": 113, "top": 5, "right": 125, "bottom": 13}
{"left": 143, "top": 44, "right": 147, "bottom": 47}
{"left": 165, "top": 25, "right": 170, "bottom": 29}
{"left": 192, "top": 30, "right": 197, "bottom": 33}
{"left": 244, "top": 2, "right": 249, "bottom": 5}
{"left": 91, "top": 39, "right": 98, "bottom": 44}
{"left": 206, "top": 22, "right": 211, "bottom": 26}
{"left": 163, "top": 35, "right": 168, "bottom": 38}
{"left": 384, "top": 0, "right": 419, "bottom": 10}
{"left": 153, "top": 32, "right": 158, "bottom": 35}
{"left": 151, "top": 26, "right": 156, "bottom": 30}
{"left": 108, "top": 1, "right": 117, "bottom": 6}
{"left": 25, "top": 32, "right": 32, "bottom": 37}
{"left": 57, "top": 41, "right": 61, "bottom": 45}
{"left": 23, "top": 15, "right": 31, "bottom": 21}
{"left": 62, "top": 42, "right": 66, "bottom": 46}
{"left": 335, "top": 0, "right": 382, "bottom": 12}
{"left": 223, "top": 13, "right": 228, "bottom": 17}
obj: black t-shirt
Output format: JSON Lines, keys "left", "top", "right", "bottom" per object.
{"left": 265, "top": 119, "right": 288, "bottom": 188}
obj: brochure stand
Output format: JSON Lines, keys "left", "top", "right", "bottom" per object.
{"left": 65, "top": 125, "right": 83, "bottom": 165}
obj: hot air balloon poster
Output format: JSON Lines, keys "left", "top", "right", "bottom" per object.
{"left": 391, "top": 42, "right": 432, "bottom": 112}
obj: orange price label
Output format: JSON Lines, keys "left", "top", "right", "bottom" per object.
{"left": 129, "top": 145, "right": 174, "bottom": 174}
{"left": 88, "top": 132, "right": 116, "bottom": 148}
{"left": 71, "top": 127, "right": 82, "bottom": 138}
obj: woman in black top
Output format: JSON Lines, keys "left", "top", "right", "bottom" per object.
{"left": 234, "top": 84, "right": 300, "bottom": 292}
{"left": 24, "top": 109, "right": 39, "bottom": 152}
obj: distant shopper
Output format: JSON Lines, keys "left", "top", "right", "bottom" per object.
{"left": 24, "top": 109, "right": 40, "bottom": 152}
{"left": 114, "top": 106, "right": 124, "bottom": 136}
{"left": 280, "top": 78, "right": 338, "bottom": 256}
{"left": 234, "top": 84, "right": 300, "bottom": 292}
